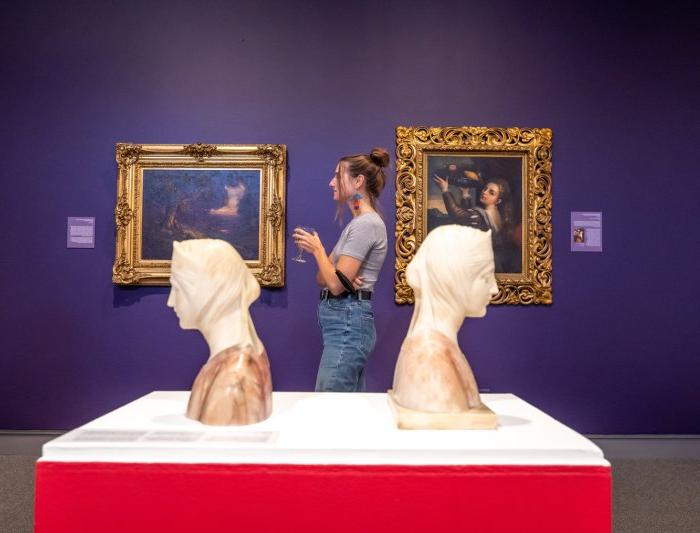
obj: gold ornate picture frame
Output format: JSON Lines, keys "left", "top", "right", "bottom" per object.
{"left": 113, "top": 143, "right": 286, "bottom": 287}
{"left": 395, "top": 126, "right": 552, "bottom": 305}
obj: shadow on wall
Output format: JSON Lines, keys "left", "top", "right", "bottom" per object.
{"left": 113, "top": 285, "right": 288, "bottom": 308}
{"left": 257, "top": 287, "right": 288, "bottom": 308}
{"left": 113, "top": 286, "right": 169, "bottom": 307}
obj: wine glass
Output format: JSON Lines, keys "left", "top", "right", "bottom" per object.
{"left": 292, "top": 225, "right": 316, "bottom": 263}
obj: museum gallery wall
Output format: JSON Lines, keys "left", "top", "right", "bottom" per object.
{"left": 1, "top": 1, "right": 698, "bottom": 434}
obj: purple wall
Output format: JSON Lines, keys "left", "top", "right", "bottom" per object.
{"left": 1, "top": 1, "right": 698, "bottom": 432}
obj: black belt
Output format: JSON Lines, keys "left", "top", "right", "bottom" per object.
{"left": 320, "top": 289, "right": 372, "bottom": 301}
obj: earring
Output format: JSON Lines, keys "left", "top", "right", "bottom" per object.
{"left": 351, "top": 192, "right": 363, "bottom": 211}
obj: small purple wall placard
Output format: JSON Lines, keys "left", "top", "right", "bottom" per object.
{"left": 571, "top": 212, "right": 602, "bottom": 252}
{"left": 67, "top": 217, "right": 95, "bottom": 248}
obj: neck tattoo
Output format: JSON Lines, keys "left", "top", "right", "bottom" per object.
{"left": 351, "top": 192, "right": 363, "bottom": 211}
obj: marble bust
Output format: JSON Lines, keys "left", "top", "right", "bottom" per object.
{"left": 167, "top": 239, "right": 272, "bottom": 426}
{"left": 389, "top": 225, "right": 499, "bottom": 429}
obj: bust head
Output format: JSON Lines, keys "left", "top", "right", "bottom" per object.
{"left": 167, "top": 239, "right": 260, "bottom": 330}
{"left": 407, "top": 225, "right": 498, "bottom": 319}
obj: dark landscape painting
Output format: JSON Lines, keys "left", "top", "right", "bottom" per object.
{"left": 141, "top": 168, "right": 261, "bottom": 261}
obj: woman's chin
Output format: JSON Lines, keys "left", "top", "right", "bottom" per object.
{"left": 178, "top": 318, "right": 197, "bottom": 330}
{"left": 465, "top": 307, "right": 487, "bottom": 318}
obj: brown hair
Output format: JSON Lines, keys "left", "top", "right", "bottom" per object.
{"left": 486, "top": 178, "right": 513, "bottom": 228}
{"left": 335, "top": 147, "right": 389, "bottom": 220}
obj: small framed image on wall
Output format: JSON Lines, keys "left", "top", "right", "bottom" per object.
{"left": 394, "top": 126, "right": 552, "bottom": 305}
{"left": 112, "top": 143, "right": 286, "bottom": 287}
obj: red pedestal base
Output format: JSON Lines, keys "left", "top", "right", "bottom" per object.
{"left": 35, "top": 462, "right": 611, "bottom": 532}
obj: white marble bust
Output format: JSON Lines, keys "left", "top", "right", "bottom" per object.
{"left": 168, "top": 239, "right": 272, "bottom": 425}
{"left": 392, "top": 225, "right": 498, "bottom": 415}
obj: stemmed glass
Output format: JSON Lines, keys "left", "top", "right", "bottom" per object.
{"left": 292, "top": 226, "right": 316, "bottom": 263}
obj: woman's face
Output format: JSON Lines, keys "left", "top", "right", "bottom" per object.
{"left": 166, "top": 271, "right": 199, "bottom": 329}
{"left": 462, "top": 260, "right": 499, "bottom": 317}
{"left": 480, "top": 182, "right": 501, "bottom": 207}
{"left": 329, "top": 162, "right": 356, "bottom": 202}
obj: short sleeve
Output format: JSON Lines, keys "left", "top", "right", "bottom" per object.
{"left": 336, "top": 219, "right": 375, "bottom": 262}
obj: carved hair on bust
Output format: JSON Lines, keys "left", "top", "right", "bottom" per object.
{"left": 168, "top": 239, "right": 272, "bottom": 426}
{"left": 170, "top": 239, "right": 260, "bottom": 336}
{"left": 406, "top": 225, "right": 495, "bottom": 330}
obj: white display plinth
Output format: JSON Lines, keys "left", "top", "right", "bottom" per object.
{"left": 41, "top": 391, "right": 608, "bottom": 466}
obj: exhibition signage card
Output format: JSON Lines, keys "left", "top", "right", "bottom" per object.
{"left": 67, "top": 429, "right": 277, "bottom": 444}
{"left": 67, "top": 217, "right": 95, "bottom": 248}
{"left": 201, "top": 432, "right": 277, "bottom": 444}
{"left": 69, "top": 430, "right": 146, "bottom": 442}
{"left": 570, "top": 212, "right": 602, "bottom": 252}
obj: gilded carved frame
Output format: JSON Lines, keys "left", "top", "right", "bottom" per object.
{"left": 113, "top": 143, "right": 286, "bottom": 286}
{"left": 394, "top": 126, "right": 552, "bottom": 305}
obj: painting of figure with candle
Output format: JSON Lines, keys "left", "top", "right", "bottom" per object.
{"left": 426, "top": 154, "right": 523, "bottom": 274}
{"left": 141, "top": 169, "right": 261, "bottom": 261}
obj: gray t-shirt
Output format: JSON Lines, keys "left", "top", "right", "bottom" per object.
{"left": 331, "top": 212, "right": 387, "bottom": 292}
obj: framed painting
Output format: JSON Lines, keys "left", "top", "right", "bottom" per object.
{"left": 112, "top": 143, "right": 286, "bottom": 286}
{"left": 394, "top": 126, "right": 552, "bottom": 305}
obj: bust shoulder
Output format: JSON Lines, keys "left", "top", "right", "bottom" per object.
{"left": 186, "top": 343, "right": 272, "bottom": 425}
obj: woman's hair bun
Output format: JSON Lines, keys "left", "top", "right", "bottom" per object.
{"left": 369, "top": 147, "right": 390, "bottom": 168}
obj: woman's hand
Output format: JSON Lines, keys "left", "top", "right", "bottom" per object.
{"left": 352, "top": 276, "right": 364, "bottom": 291}
{"left": 293, "top": 228, "right": 324, "bottom": 257}
{"left": 433, "top": 175, "right": 449, "bottom": 193}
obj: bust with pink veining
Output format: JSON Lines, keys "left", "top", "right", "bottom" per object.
{"left": 167, "top": 239, "right": 272, "bottom": 426}
{"left": 391, "top": 225, "right": 499, "bottom": 422}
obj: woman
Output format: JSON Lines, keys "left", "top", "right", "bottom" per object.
{"left": 433, "top": 175, "right": 517, "bottom": 272}
{"left": 293, "top": 148, "right": 389, "bottom": 392}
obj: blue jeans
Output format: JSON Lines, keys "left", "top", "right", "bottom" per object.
{"left": 316, "top": 297, "right": 376, "bottom": 392}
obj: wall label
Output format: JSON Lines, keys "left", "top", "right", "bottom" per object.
{"left": 67, "top": 217, "right": 95, "bottom": 248}
{"left": 571, "top": 212, "right": 602, "bottom": 252}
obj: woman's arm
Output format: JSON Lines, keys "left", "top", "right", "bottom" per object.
{"left": 315, "top": 253, "right": 362, "bottom": 295}
{"left": 442, "top": 191, "right": 473, "bottom": 222}
{"left": 315, "top": 252, "right": 334, "bottom": 287}
{"left": 294, "top": 229, "right": 363, "bottom": 295}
